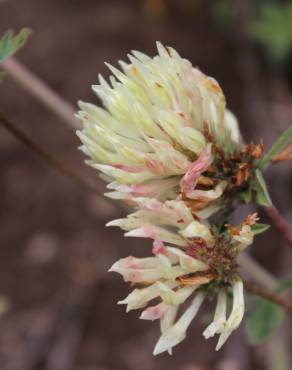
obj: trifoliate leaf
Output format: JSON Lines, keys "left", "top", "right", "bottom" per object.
{"left": 0, "top": 28, "right": 31, "bottom": 64}
{"left": 246, "top": 298, "right": 284, "bottom": 344}
{"left": 254, "top": 169, "right": 272, "bottom": 207}
{"left": 251, "top": 223, "right": 270, "bottom": 235}
{"left": 259, "top": 127, "right": 292, "bottom": 168}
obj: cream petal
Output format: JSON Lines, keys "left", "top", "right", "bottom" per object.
{"left": 203, "top": 288, "right": 227, "bottom": 339}
{"left": 216, "top": 279, "right": 245, "bottom": 350}
{"left": 118, "top": 281, "right": 178, "bottom": 312}
{"left": 153, "top": 292, "right": 205, "bottom": 355}
{"left": 180, "top": 220, "right": 214, "bottom": 245}
{"left": 140, "top": 302, "right": 170, "bottom": 321}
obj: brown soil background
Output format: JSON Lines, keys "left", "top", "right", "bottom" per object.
{"left": 0, "top": 1, "right": 292, "bottom": 369}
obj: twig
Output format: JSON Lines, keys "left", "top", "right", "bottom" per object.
{"left": 0, "top": 110, "right": 126, "bottom": 213}
{"left": 244, "top": 280, "right": 292, "bottom": 312}
{"left": 238, "top": 253, "right": 278, "bottom": 289}
{"left": 0, "top": 110, "right": 98, "bottom": 193}
{"left": 1, "top": 58, "right": 81, "bottom": 129}
{"left": 264, "top": 206, "right": 292, "bottom": 247}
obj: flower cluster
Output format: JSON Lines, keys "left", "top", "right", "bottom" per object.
{"left": 77, "top": 42, "right": 262, "bottom": 355}
{"left": 108, "top": 199, "right": 256, "bottom": 353}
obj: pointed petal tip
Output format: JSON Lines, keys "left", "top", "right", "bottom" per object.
{"left": 106, "top": 219, "right": 122, "bottom": 227}
{"left": 215, "top": 331, "right": 230, "bottom": 351}
{"left": 77, "top": 100, "right": 86, "bottom": 109}
{"left": 152, "top": 345, "right": 162, "bottom": 356}
{"left": 124, "top": 229, "right": 142, "bottom": 237}
{"left": 108, "top": 262, "right": 119, "bottom": 272}
{"left": 152, "top": 339, "right": 172, "bottom": 356}
{"left": 156, "top": 40, "right": 164, "bottom": 50}
{"left": 139, "top": 311, "right": 149, "bottom": 320}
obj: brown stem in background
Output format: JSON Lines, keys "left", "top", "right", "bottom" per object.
{"left": 0, "top": 110, "right": 125, "bottom": 211}
{"left": 264, "top": 206, "right": 292, "bottom": 247}
{"left": 238, "top": 254, "right": 278, "bottom": 289}
{"left": 244, "top": 280, "right": 292, "bottom": 312}
{"left": 2, "top": 58, "right": 81, "bottom": 130}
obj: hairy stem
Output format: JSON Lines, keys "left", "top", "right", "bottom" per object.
{"left": 2, "top": 58, "right": 81, "bottom": 129}
{"left": 264, "top": 206, "right": 292, "bottom": 247}
{"left": 244, "top": 280, "right": 292, "bottom": 312}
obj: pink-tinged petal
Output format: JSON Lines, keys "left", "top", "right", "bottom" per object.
{"left": 146, "top": 199, "right": 164, "bottom": 212}
{"left": 117, "top": 268, "right": 161, "bottom": 283}
{"left": 124, "top": 256, "right": 138, "bottom": 268}
{"left": 109, "top": 256, "right": 161, "bottom": 273}
{"left": 140, "top": 303, "right": 170, "bottom": 321}
{"left": 125, "top": 225, "right": 157, "bottom": 239}
{"left": 152, "top": 240, "right": 168, "bottom": 256}
{"left": 180, "top": 145, "right": 213, "bottom": 199}
{"left": 186, "top": 181, "right": 226, "bottom": 202}
{"left": 125, "top": 226, "right": 187, "bottom": 247}
{"left": 107, "top": 178, "right": 179, "bottom": 199}
{"left": 144, "top": 155, "right": 169, "bottom": 176}
{"left": 109, "top": 256, "right": 138, "bottom": 271}
{"left": 131, "top": 198, "right": 194, "bottom": 229}
{"left": 144, "top": 138, "right": 191, "bottom": 176}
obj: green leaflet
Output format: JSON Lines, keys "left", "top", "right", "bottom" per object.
{"left": 254, "top": 169, "right": 272, "bottom": 207}
{"left": 246, "top": 298, "right": 284, "bottom": 344}
{"left": 246, "top": 276, "right": 292, "bottom": 344}
{"left": 259, "top": 127, "right": 292, "bottom": 168}
{"left": 249, "top": 3, "right": 292, "bottom": 66}
{"left": 251, "top": 223, "right": 270, "bottom": 235}
{"left": 0, "top": 28, "right": 31, "bottom": 64}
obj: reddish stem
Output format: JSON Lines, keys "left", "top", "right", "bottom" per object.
{"left": 264, "top": 206, "right": 292, "bottom": 247}
{"left": 244, "top": 280, "right": 292, "bottom": 312}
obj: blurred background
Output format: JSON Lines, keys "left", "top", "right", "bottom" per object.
{"left": 0, "top": 0, "right": 292, "bottom": 369}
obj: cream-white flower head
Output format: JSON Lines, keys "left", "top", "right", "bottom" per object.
{"left": 108, "top": 198, "right": 255, "bottom": 354}
{"left": 77, "top": 42, "right": 241, "bottom": 204}
{"left": 109, "top": 240, "right": 246, "bottom": 355}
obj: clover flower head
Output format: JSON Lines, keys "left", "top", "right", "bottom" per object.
{"left": 76, "top": 42, "right": 261, "bottom": 214}
{"left": 109, "top": 201, "right": 257, "bottom": 354}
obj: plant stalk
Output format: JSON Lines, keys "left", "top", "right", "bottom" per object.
{"left": 2, "top": 57, "right": 81, "bottom": 129}
{"left": 264, "top": 206, "right": 292, "bottom": 248}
